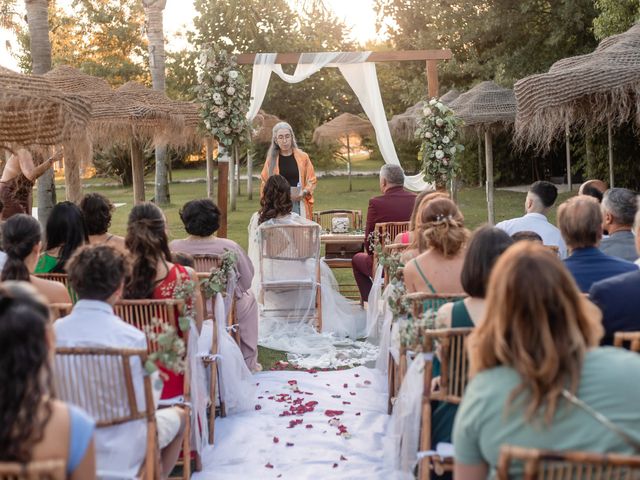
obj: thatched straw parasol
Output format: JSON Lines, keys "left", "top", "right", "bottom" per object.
{"left": 449, "top": 81, "right": 517, "bottom": 224}
{"left": 0, "top": 67, "right": 91, "bottom": 148}
{"left": 388, "top": 91, "right": 460, "bottom": 141}
{"left": 440, "top": 89, "right": 461, "bottom": 105}
{"left": 252, "top": 110, "right": 281, "bottom": 143}
{"left": 515, "top": 23, "right": 640, "bottom": 187}
{"left": 313, "top": 113, "right": 374, "bottom": 192}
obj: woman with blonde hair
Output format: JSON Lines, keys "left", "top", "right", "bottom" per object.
{"left": 453, "top": 242, "right": 640, "bottom": 479}
{"left": 403, "top": 197, "right": 468, "bottom": 294}
{"left": 260, "top": 121, "right": 317, "bottom": 219}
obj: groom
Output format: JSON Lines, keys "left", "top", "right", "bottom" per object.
{"left": 352, "top": 165, "right": 416, "bottom": 302}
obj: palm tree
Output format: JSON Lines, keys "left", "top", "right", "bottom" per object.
{"left": 142, "top": 0, "right": 169, "bottom": 205}
{"left": 24, "top": 0, "right": 56, "bottom": 224}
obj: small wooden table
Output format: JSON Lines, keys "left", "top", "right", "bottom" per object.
{"left": 320, "top": 233, "right": 365, "bottom": 301}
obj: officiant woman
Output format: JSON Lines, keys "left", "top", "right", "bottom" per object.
{"left": 260, "top": 121, "right": 317, "bottom": 219}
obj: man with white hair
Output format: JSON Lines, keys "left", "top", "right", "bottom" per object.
{"left": 351, "top": 165, "right": 416, "bottom": 302}
{"left": 600, "top": 188, "right": 638, "bottom": 262}
{"left": 590, "top": 197, "right": 640, "bottom": 345}
{"left": 496, "top": 180, "right": 567, "bottom": 258}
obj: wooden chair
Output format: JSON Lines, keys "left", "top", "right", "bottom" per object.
{"left": 259, "top": 224, "right": 323, "bottom": 331}
{"left": 54, "top": 347, "right": 160, "bottom": 480}
{"left": 388, "top": 292, "right": 466, "bottom": 413}
{"left": 313, "top": 209, "right": 362, "bottom": 233}
{"left": 114, "top": 299, "right": 193, "bottom": 479}
{"left": 372, "top": 221, "right": 410, "bottom": 276}
{"left": 34, "top": 272, "right": 69, "bottom": 287}
{"left": 190, "top": 253, "right": 223, "bottom": 275}
{"left": 496, "top": 445, "right": 640, "bottom": 479}
{"left": 614, "top": 331, "right": 640, "bottom": 352}
{"left": 0, "top": 459, "right": 66, "bottom": 480}
{"left": 418, "top": 327, "right": 474, "bottom": 480}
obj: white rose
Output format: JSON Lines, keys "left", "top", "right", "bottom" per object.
{"left": 443, "top": 158, "right": 449, "bottom": 166}
{"left": 228, "top": 70, "right": 238, "bottom": 79}
{"left": 429, "top": 99, "right": 437, "bottom": 106}
{"left": 226, "top": 86, "right": 235, "bottom": 96}
{"left": 217, "top": 110, "right": 227, "bottom": 119}
{"left": 435, "top": 150, "right": 445, "bottom": 159}
{"left": 435, "top": 118, "right": 444, "bottom": 127}
{"left": 425, "top": 132, "right": 433, "bottom": 139}
{"left": 223, "top": 126, "right": 231, "bottom": 134}
{"left": 204, "top": 119, "right": 211, "bottom": 130}
{"left": 450, "top": 147, "right": 457, "bottom": 155}
{"left": 215, "top": 75, "right": 224, "bottom": 83}
{"left": 442, "top": 136, "right": 450, "bottom": 144}
{"left": 423, "top": 107, "right": 433, "bottom": 116}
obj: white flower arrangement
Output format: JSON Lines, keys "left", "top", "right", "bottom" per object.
{"left": 196, "top": 47, "right": 251, "bottom": 148}
{"left": 415, "top": 97, "right": 465, "bottom": 187}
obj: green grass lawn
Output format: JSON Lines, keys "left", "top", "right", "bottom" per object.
{"left": 61, "top": 170, "right": 573, "bottom": 369}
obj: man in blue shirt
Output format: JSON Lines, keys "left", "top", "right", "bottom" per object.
{"left": 558, "top": 195, "right": 637, "bottom": 292}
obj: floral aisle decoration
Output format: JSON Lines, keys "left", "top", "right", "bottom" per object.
{"left": 201, "top": 249, "right": 238, "bottom": 299}
{"left": 144, "top": 279, "right": 198, "bottom": 378}
{"left": 415, "top": 98, "right": 465, "bottom": 187}
{"left": 196, "top": 46, "right": 251, "bottom": 149}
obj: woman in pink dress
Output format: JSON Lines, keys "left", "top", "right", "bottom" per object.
{"left": 170, "top": 199, "right": 260, "bottom": 372}
{"left": 124, "top": 203, "right": 204, "bottom": 400}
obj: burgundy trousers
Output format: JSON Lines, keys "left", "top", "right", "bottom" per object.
{"left": 352, "top": 252, "right": 374, "bottom": 302}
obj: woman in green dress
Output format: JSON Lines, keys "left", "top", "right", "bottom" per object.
{"left": 430, "top": 226, "right": 514, "bottom": 450}
{"left": 35, "top": 201, "right": 88, "bottom": 274}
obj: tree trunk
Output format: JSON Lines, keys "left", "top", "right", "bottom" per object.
{"left": 218, "top": 148, "right": 229, "bottom": 237}
{"left": 25, "top": 0, "right": 55, "bottom": 224}
{"left": 205, "top": 137, "right": 216, "bottom": 199}
{"left": 246, "top": 149, "right": 253, "bottom": 200}
{"left": 229, "top": 143, "right": 236, "bottom": 211}
{"left": 485, "top": 129, "right": 495, "bottom": 225}
{"left": 143, "top": 0, "right": 170, "bottom": 205}
{"left": 130, "top": 139, "right": 145, "bottom": 204}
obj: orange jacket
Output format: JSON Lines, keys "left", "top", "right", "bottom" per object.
{"left": 260, "top": 148, "right": 317, "bottom": 219}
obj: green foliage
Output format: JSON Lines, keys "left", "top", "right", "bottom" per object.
{"left": 201, "top": 249, "right": 238, "bottom": 298}
{"left": 196, "top": 47, "right": 251, "bottom": 148}
{"left": 16, "top": 0, "right": 149, "bottom": 85}
{"left": 93, "top": 143, "right": 155, "bottom": 186}
{"left": 593, "top": 0, "right": 640, "bottom": 39}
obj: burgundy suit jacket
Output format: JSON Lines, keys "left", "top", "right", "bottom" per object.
{"left": 364, "top": 186, "right": 416, "bottom": 254}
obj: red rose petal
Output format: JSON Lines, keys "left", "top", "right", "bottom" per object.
{"left": 340, "top": 455, "right": 348, "bottom": 461}
{"left": 333, "top": 463, "right": 338, "bottom": 468}
{"left": 343, "top": 383, "right": 348, "bottom": 388}
{"left": 355, "top": 412, "right": 361, "bottom": 416}
{"left": 287, "top": 380, "right": 298, "bottom": 385}
{"left": 364, "top": 380, "right": 371, "bottom": 385}
{"left": 255, "top": 404, "right": 262, "bottom": 410}
{"left": 324, "top": 409, "right": 344, "bottom": 417}
{"left": 286, "top": 442, "right": 294, "bottom": 447}
{"left": 265, "top": 462, "right": 274, "bottom": 469}
{"left": 305, "top": 424, "right": 313, "bottom": 429}
{"left": 273, "top": 436, "right": 279, "bottom": 443}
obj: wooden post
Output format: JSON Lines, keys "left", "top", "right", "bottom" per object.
{"left": 607, "top": 119, "right": 614, "bottom": 188}
{"left": 346, "top": 134, "right": 352, "bottom": 192}
{"left": 130, "top": 139, "right": 145, "bottom": 204}
{"left": 484, "top": 129, "right": 495, "bottom": 225}
{"left": 62, "top": 141, "right": 87, "bottom": 203}
{"left": 235, "top": 143, "right": 241, "bottom": 197}
{"left": 205, "top": 137, "right": 215, "bottom": 199}
{"left": 565, "top": 121, "right": 572, "bottom": 192}
{"left": 217, "top": 150, "right": 229, "bottom": 237}
{"left": 229, "top": 144, "right": 237, "bottom": 211}
{"left": 426, "top": 60, "right": 439, "bottom": 98}
{"left": 477, "top": 131, "right": 483, "bottom": 187}
{"left": 247, "top": 149, "right": 253, "bottom": 200}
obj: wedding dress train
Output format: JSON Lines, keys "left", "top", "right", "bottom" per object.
{"left": 248, "top": 212, "right": 378, "bottom": 369}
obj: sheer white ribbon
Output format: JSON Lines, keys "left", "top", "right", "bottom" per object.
{"left": 245, "top": 52, "right": 430, "bottom": 191}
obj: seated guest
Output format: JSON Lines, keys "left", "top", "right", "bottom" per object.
{"left": 510, "top": 230, "right": 542, "bottom": 243}
{"left": 430, "top": 226, "right": 513, "bottom": 449}
{"left": 579, "top": 179, "right": 608, "bottom": 202}
{"left": 558, "top": 196, "right": 636, "bottom": 292}
{"left": 35, "top": 201, "right": 88, "bottom": 273}
{"left": 0, "top": 281, "right": 96, "bottom": 479}
{"left": 453, "top": 242, "right": 640, "bottom": 479}
{"left": 352, "top": 165, "right": 416, "bottom": 301}
{"left": 590, "top": 202, "right": 640, "bottom": 345}
{"left": 437, "top": 226, "right": 514, "bottom": 329}
{"left": 599, "top": 188, "right": 638, "bottom": 262}
{"left": 125, "top": 203, "right": 204, "bottom": 401}
{"left": 1, "top": 214, "right": 71, "bottom": 303}
{"left": 170, "top": 198, "right": 260, "bottom": 372}
{"left": 56, "top": 245, "right": 186, "bottom": 479}
{"left": 403, "top": 198, "right": 469, "bottom": 294}
{"left": 80, "top": 193, "right": 125, "bottom": 249}
{"left": 496, "top": 180, "right": 567, "bottom": 258}
{"left": 393, "top": 188, "right": 436, "bottom": 245}
{"left": 398, "top": 191, "right": 449, "bottom": 264}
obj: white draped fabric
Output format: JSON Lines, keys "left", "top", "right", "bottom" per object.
{"left": 248, "top": 212, "right": 379, "bottom": 369}
{"left": 365, "top": 264, "right": 385, "bottom": 342}
{"left": 245, "top": 52, "right": 430, "bottom": 191}
{"left": 384, "top": 353, "right": 430, "bottom": 474}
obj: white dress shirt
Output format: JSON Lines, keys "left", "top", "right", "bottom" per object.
{"left": 496, "top": 212, "right": 568, "bottom": 258}
{"left": 55, "top": 300, "right": 148, "bottom": 480}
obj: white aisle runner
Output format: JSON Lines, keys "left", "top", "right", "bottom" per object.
{"left": 193, "top": 366, "right": 392, "bottom": 479}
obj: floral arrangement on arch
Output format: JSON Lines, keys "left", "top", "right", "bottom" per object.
{"left": 196, "top": 46, "right": 251, "bottom": 148}
{"left": 415, "top": 98, "right": 465, "bottom": 187}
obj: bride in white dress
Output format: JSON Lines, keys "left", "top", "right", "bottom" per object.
{"left": 248, "top": 175, "right": 378, "bottom": 368}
